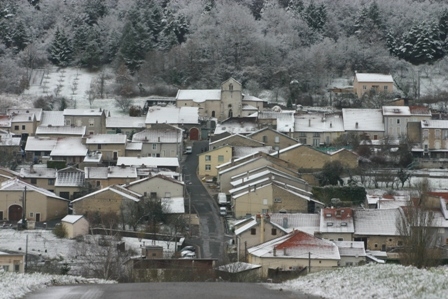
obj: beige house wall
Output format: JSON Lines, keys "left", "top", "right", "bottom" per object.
{"left": 293, "top": 131, "right": 343, "bottom": 146}
{"left": 271, "top": 185, "right": 310, "bottom": 213}
{"left": 320, "top": 232, "right": 353, "bottom": 242}
{"left": 140, "top": 142, "right": 179, "bottom": 158}
{"left": 62, "top": 217, "right": 89, "bottom": 239}
{"left": 22, "top": 178, "right": 56, "bottom": 192}
{"left": 86, "top": 143, "right": 126, "bottom": 162}
{"left": 198, "top": 146, "right": 232, "bottom": 177}
{"left": 365, "top": 235, "right": 401, "bottom": 251}
{"left": 353, "top": 80, "right": 394, "bottom": 99}
{"left": 384, "top": 115, "right": 430, "bottom": 138}
{"left": 330, "top": 150, "right": 359, "bottom": 169}
{"left": 10, "top": 120, "right": 37, "bottom": 136}
{"left": 248, "top": 255, "right": 338, "bottom": 277}
{"left": 72, "top": 189, "right": 136, "bottom": 216}
{"left": 127, "top": 177, "right": 183, "bottom": 198}
{"left": 221, "top": 78, "right": 243, "bottom": 119}
{"left": 0, "top": 254, "right": 25, "bottom": 273}
{"left": 0, "top": 190, "right": 68, "bottom": 221}
{"left": 249, "top": 130, "right": 298, "bottom": 150}
{"left": 54, "top": 186, "right": 81, "bottom": 201}
{"left": 236, "top": 221, "right": 287, "bottom": 261}
{"left": 64, "top": 114, "right": 106, "bottom": 135}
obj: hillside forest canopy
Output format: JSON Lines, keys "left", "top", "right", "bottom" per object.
{"left": 2, "top": 0, "right": 448, "bottom": 104}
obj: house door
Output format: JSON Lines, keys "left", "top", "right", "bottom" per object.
{"left": 35, "top": 213, "right": 41, "bottom": 222}
{"left": 190, "top": 128, "right": 199, "bottom": 141}
{"left": 8, "top": 205, "right": 22, "bottom": 221}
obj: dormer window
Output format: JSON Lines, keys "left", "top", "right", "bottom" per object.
{"left": 326, "top": 213, "right": 331, "bottom": 218}
{"left": 327, "top": 222, "right": 333, "bottom": 226}
{"left": 341, "top": 222, "right": 348, "bottom": 226}
{"left": 229, "top": 83, "right": 233, "bottom": 91}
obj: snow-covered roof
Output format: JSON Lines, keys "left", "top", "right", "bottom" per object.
{"left": 72, "top": 185, "right": 141, "bottom": 203}
{"left": 0, "top": 133, "right": 20, "bottom": 146}
{"left": 50, "top": 137, "right": 87, "bottom": 156}
{"left": 295, "top": 113, "right": 344, "bottom": 132}
{"left": 257, "top": 110, "right": 295, "bottom": 133}
{"left": 232, "top": 146, "right": 272, "bottom": 158}
{"left": 354, "top": 209, "right": 400, "bottom": 236}
{"left": 85, "top": 134, "right": 127, "bottom": 144}
{"left": 61, "top": 215, "right": 85, "bottom": 224}
{"left": 320, "top": 208, "right": 355, "bottom": 234}
{"left": 248, "top": 230, "right": 340, "bottom": 260}
{"left": 213, "top": 120, "right": 258, "bottom": 135}
{"left": 55, "top": 167, "right": 85, "bottom": 187}
{"left": 0, "top": 178, "right": 66, "bottom": 200}
{"left": 106, "top": 116, "right": 146, "bottom": 128}
{"left": 333, "top": 241, "right": 366, "bottom": 257}
{"left": 84, "top": 166, "right": 138, "bottom": 179}
{"left": 8, "top": 108, "right": 43, "bottom": 121}
{"left": 126, "top": 142, "right": 142, "bottom": 151}
{"left": 270, "top": 213, "right": 320, "bottom": 235}
{"left": 161, "top": 197, "right": 185, "bottom": 214}
{"left": 132, "top": 126, "right": 183, "bottom": 143}
{"left": 63, "top": 108, "right": 104, "bottom": 116}
{"left": 116, "top": 157, "right": 179, "bottom": 168}
{"left": 35, "top": 125, "right": 86, "bottom": 136}
{"left": 209, "top": 133, "right": 264, "bottom": 147}
{"left": 0, "top": 115, "right": 11, "bottom": 128}
{"left": 145, "top": 106, "right": 199, "bottom": 124}
{"left": 342, "top": 109, "right": 384, "bottom": 132}
{"left": 216, "top": 262, "right": 261, "bottom": 273}
{"left": 176, "top": 89, "right": 221, "bottom": 102}
{"left": 355, "top": 73, "right": 393, "bottom": 83}
{"left": 242, "top": 104, "right": 258, "bottom": 111}
{"left": 40, "top": 111, "right": 65, "bottom": 126}
{"left": 25, "top": 137, "right": 57, "bottom": 151}
{"left": 421, "top": 119, "right": 448, "bottom": 129}
{"left": 382, "top": 106, "right": 430, "bottom": 117}
{"left": 19, "top": 165, "right": 56, "bottom": 178}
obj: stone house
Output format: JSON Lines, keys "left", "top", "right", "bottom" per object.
{"left": 342, "top": 108, "right": 385, "bottom": 141}
{"left": 54, "top": 166, "right": 85, "bottom": 200}
{"left": 106, "top": 116, "right": 146, "bottom": 137}
{"left": 352, "top": 73, "right": 394, "bottom": 99}
{"left": 293, "top": 113, "right": 344, "bottom": 146}
{"left": 317, "top": 208, "right": 355, "bottom": 242}
{"left": 35, "top": 125, "right": 86, "bottom": 138}
{"left": 247, "top": 127, "right": 299, "bottom": 151}
{"left": 7, "top": 108, "right": 42, "bottom": 137}
{"left": 409, "top": 120, "right": 448, "bottom": 158}
{"left": 85, "top": 134, "right": 127, "bottom": 164}
{"left": 84, "top": 166, "right": 138, "bottom": 189}
{"left": 63, "top": 108, "right": 107, "bottom": 135}
{"left": 0, "top": 179, "right": 68, "bottom": 222}
{"left": 198, "top": 145, "right": 232, "bottom": 178}
{"left": 132, "top": 124, "right": 183, "bottom": 159}
{"left": 382, "top": 106, "right": 431, "bottom": 139}
{"left": 0, "top": 251, "right": 25, "bottom": 273}
{"left": 209, "top": 134, "right": 264, "bottom": 150}
{"left": 123, "top": 174, "right": 184, "bottom": 199}
{"left": 234, "top": 214, "right": 288, "bottom": 261}
{"left": 247, "top": 230, "right": 340, "bottom": 277}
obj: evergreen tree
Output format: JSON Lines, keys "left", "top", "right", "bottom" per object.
{"left": 79, "top": 31, "right": 102, "bottom": 69}
{"left": 48, "top": 27, "right": 73, "bottom": 67}
{"left": 439, "top": 9, "right": 448, "bottom": 41}
{"left": 303, "top": 2, "right": 327, "bottom": 32}
{"left": 287, "top": 0, "right": 304, "bottom": 16}
{"left": 387, "top": 21, "right": 446, "bottom": 66}
{"left": 249, "top": 0, "right": 264, "bottom": 21}
{"left": 11, "top": 21, "right": 28, "bottom": 52}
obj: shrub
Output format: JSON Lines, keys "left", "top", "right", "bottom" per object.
{"left": 53, "top": 223, "right": 67, "bottom": 238}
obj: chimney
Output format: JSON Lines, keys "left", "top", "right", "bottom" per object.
{"left": 330, "top": 122, "right": 332, "bottom": 128}
{"left": 260, "top": 214, "right": 265, "bottom": 244}
{"left": 30, "top": 164, "right": 35, "bottom": 174}
{"left": 273, "top": 247, "right": 277, "bottom": 256}
{"left": 308, "top": 119, "right": 311, "bottom": 127}
{"left": 282, "top": 217, "right": 288, "bottom": 229}
{"left": 355, "top": 122, "right": 358, "bottom": 129}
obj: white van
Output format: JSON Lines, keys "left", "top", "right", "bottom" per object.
{"left": 218, "top": 193, "right": 227, "bottom": 206}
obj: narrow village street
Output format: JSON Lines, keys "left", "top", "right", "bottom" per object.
{"left": 182, "top": 140, "right": 227, "bottom": 261}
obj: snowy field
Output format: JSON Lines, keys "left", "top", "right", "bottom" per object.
{"left": 0, "top": 272, "right": 114, "bottom": 299}
{"left": 271, "top": 263, "right": 448, "bottom": 299}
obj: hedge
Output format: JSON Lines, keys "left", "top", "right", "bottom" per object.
{"left": 312, "top": 185, "right": 366, "bottom": 206}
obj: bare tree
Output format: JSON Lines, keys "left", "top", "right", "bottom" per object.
{"left": 115, "top": 96, "right": 134, "bottom": 113}
{"left": 396, "top": 179, "right": 443, "bottom": 268}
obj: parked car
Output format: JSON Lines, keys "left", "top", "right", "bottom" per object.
{"left": 180, "top": 250, "right": 196, "bottom": 258}
{"left": 184, "top": 146, "right": 193, "bottom": 154}
{"left": 182, "top": 245, "right": 196, "bottom": 252}
{"left": 218, "top": 193, "right": 227, "bottom": 206}
{"left": 219, "top": 207, "right": 227, "bottom": 216}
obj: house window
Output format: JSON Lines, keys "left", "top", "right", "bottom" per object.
{"left": 96, "top": 181, "right": 101, "bottom": 187}
{"left": 152, "top": 144, "right": 157, "bottom": 150}
{"left": 363, "top": 85, "right": 366, "bottom": 90}
{"left": 423, "top": 129, "right": 429, "bottom": 138}
{"left": 0, "top": 211, "right": 3, "bottom": 220}
{"left": 65, "top": 119, "right": 71, "bottom": 126}
{"left": 14, "top": 264, "right": 19, "bottom": 272}
{"left": 165, "top": 192, "right": 171, "bottom": 198}
{"left": 384, "top": 86, "right": 388, "bottom": 91}
{"left": 211, "top": 111, "right": 215, "bottom": 117}
{"left": 14, "top": 125, "right": 19, "bottom": 130}
{"left": 30, "top": 212, "right": 34, "bottom": 218}
{"left": 251, "top": 228, "right": 256, "bottom": 235}
{"left": 396, "top": 119, "right": 400, "bottom": 124}
{"left": 218, "top": 155, "right": 224, "bottom": 162}
{"left": 299, "top": 138, "right": 307, "bottom": 144}
{"left": 299, "top": 132, "right": 306, "bottom": 137}
{"left": 205, "top": 155, "right": 211, "bottom": 161}
{"left": 263, "top": 199, "right": 268, "bottom": 205}
{"left": 150, "top": 192, "right": 157, "bottom": 199}
{"left": 271, "top": 228, "right": 277, "bottom": 236}
{"left": 274, "top": 136, "right": 280, "bottom": 144}
{"left": 262, "top": 209, "right": 268, "bottom": 214}
{"left": 229, "top": 83, "right": 233, "bottom": 91}
{"left": 2, "top": 265, "right": 9, "bottom": 272}
{"left": 48, "top": 179, "right": 55, "bottom": 185}
{"left": 313, "top": 132, "right": 320, "bottom": 137}
{"left": 313, "top": 138, "right": 319, "bottom": 147}
{"left": 338, "top": 238, "right": 343, "bottom": 241}
{"left": 22, "top": 125, "right": 25, "bottom": 130}
{"left": 374, "top": 243, "right": 378, "bottom": 248}
{"left": 262, "top": 136, "right": 268, "bottom": 143}
{"left": 98, "top": 144, "right": 102, "bottom": 150}
{"left": 346, "top": 262, "right": 353, "bottom": 266}
{"left": 205, "top": 165, "right": 211, "bottom": 171}
{"left": 436, "top": 129, "right": 441, "bottom": 139}
{"left": 89, "top": 131, "right": 94, "bottom": 135}
{"left": 398, "top": 241, "right": 403, "bottom": 246}
{"left": 89, "top": 119, "right": 94, "bottom": 127}
{"left": 30, "top": 178, "right": 37, "bottom": 184}
{"left": 274, "top": 198, "right": 282, "bottom": 203}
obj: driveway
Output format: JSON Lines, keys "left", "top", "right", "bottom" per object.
{"left": 182, "top": 140, "right": 226, "bottom": 261}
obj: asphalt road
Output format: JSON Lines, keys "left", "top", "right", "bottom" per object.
{"left": 25, "top": 282, "right": 317, "bottom": 299}
{"left": 183, "top": 140, "right": 226, "bottom": 260}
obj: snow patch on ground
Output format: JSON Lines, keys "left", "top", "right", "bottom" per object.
{"left": 0, "top": 271, "right": 115, "bottom": 299}
{"left": 270, "top": 263, "right": 448, "bottom": 299}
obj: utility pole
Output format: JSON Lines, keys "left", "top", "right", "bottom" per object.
{"left": 25, "top": 234, "right": 28, "bottom": 273}
{"left": 308, "top": 252, "right": 311, "bottom": 273}
{"left": 22, "top": 186, "right": 27, "bottom": 230}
